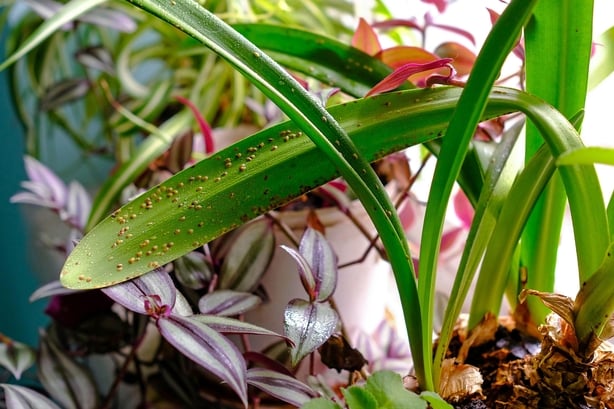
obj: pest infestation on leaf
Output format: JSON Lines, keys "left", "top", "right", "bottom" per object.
{"left": 2, "top": 0, "right": 614, "bottom": 408}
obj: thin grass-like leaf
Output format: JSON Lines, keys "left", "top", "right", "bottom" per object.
{"left": 420, "top": 0, "right": 538, "bottom": 389}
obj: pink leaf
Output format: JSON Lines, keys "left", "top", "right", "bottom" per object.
{"left": 175, "top": 95, "right": 215, "bottom": 154}
{"left": 371, "top": 18, "right": 423, "bottom": 32}
{"left": 453, "top": 190, "right": 474, "bottom": 229}
{"left": 352, "top": 18, "right": 382, "bottom": 56}
{"left": 366, "top": 58, "right": 453, "bottom": 97}
{"left": 422, "top": 0, "right": 448, "bottom": 13}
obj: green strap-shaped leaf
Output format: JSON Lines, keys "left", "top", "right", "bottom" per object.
{"left": 61, "top": 87, "right": 514, "bottom": 290}
{"left": 522, "top": 0, "right": 597, "bottom": 323}
{"left": 420, "top": 0, "right": 538, "bottom": 389}
{"left": 123, "top": 0, "right": 424, "bottom": 385}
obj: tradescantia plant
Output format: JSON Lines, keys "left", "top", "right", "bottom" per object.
{"left": 2, "top": 0, "right": 614, "bottom": 407}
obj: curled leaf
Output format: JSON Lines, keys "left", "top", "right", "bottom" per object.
{"left": 520, "top": 289, "right": 575, "bottom": 328}
{"left": 366, "top": 58, "right": 453, "bottom": 96}
{"left": 438, "top": 359, "right": 483, "bottom": 403}
{"left": 434, "top": 42, "right": 476, "bottom": 76}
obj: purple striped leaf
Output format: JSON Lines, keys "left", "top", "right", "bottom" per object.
{"left": 284, "top": 299, "right": 339, "bottom": 366}
{"left": 191, "top": 315, "right": 285, "bottom": 340}
{"left": 158, "top": 315, "right": 248, "bottom": 407}
{"left": 280, "top": 245, "right": 317, "bottom": 300}
{"left": 1, "top": 384, "right": 61, "bottom": 409}
{"left": 38, "top": 332, "right": 98, "bottom": 409}
{"left": 11, "top": 156, "right": 67, "bottom": 209}
{"left": 0, "top": 341, "right": 35, "bottom": 380}
{"left": 246, "top": 368, "right": 317, "bottom": 407}
{"left": 198, "top": 290, "right": 261, "bottom": 316}
{"left": 219, "top": 219, "right": 275, "bottom": 292}
{"left": 101, "top": 268, "right": 175, "bottom": 316}
{"left": 298, "top": 228, "right": 338, "bottom": 302}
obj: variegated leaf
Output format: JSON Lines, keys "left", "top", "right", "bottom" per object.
{"left": 101, "top": 268, "right": 175, "bottom": 315}
{"left": 37, "top": 332, "right": 98, "bottom": 409}
{"left": 198, "top": 290, "right": 261, "bottom": 316}
{"left": 298, "top": 228, "right": 337, "bottom": 302}
{"left": 246, "top": 368, "right": 316, "bottom": 407}
{"left": 284, "top": 299, "right": 338, "bottom": 366}
{"left": 191, "top": 315, "right": 284, "bottom": 339}
{"left": 1, "top": 384, "right": 62, "bottom": 409}
{"left": 219, "top": 219, "right": 275, "bottom": 292}
{"left": 0, "top": 341, "right": 35, "bottom": 380}
{"left": 158, "top": 315, "right": 248, "bottom": 407}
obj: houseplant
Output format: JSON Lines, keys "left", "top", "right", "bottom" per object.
{"left": 2, "top": 0, "right": 614, "bottom": 408}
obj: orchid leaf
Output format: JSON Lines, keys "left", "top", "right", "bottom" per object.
{"left": 522, "top": 0, "right": 596, "bottom": 323}
{"left": 573, "top": 241, "right": 614, "bottom": 351}
{"left": 233, "top": 23, "right": 404, "bottom": 98}
{"left": 1, "top": 384, "right": 61, "bottom": 409}
{"left": 589, "top": 25, "right": 614, "bottom": 90}
{"left": 420, "top": 0, "right": 538, "bottom": 389}
{"left": 198, "top": 290, "right": 261, "bottom": 316}
{"left": 0, "top": 340, "right": 35, "bottom": 380}
{"left": 298, "top": 228, "right": 338, "bottom": 302}
{"left": 38, "top": 331, "right": 98, "bottom": 409}
{"left": 61, "top": 86, "right": 517, "bottom": 291}
{"left": 247, "top": 368, "right": 317, "bottom": 407}
{"left": 218, "top": 219, "right": 275, "bottom": 292}
{"left": 158, "top": 315, "right": 248, "bottom": 407}
{"left": 557, "top": 147, "right": 614, "bottom": 166}
{"left": 191, "top": 315, "right": 283, "bottom": 339}
{"left": 101, "top": 268, "right": 176, "bottom": 315}
{"left": 284, "top": 299, "right": 338, "bottom": 366}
